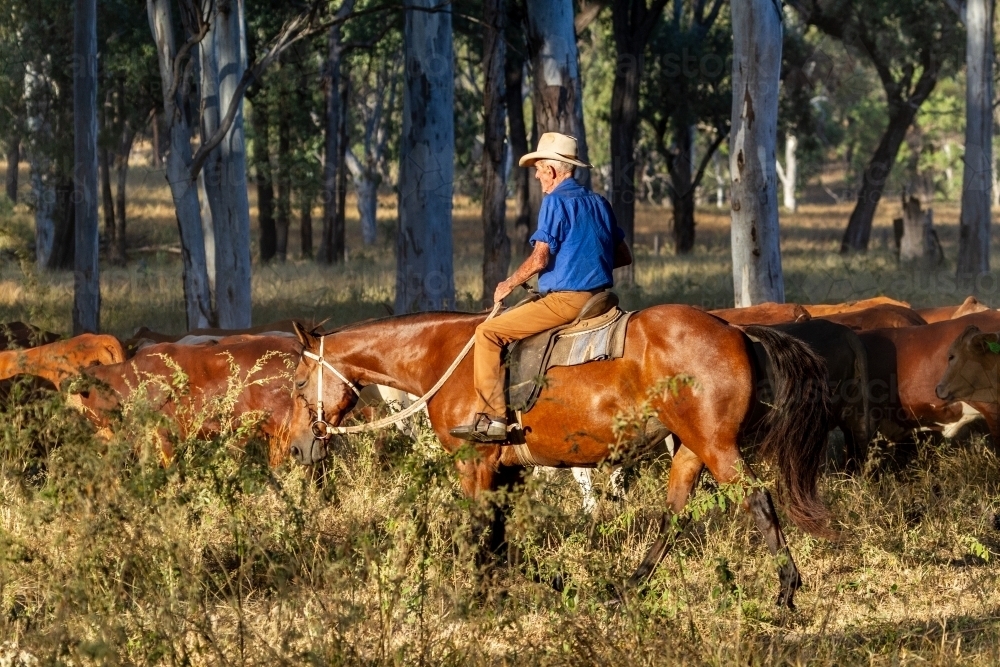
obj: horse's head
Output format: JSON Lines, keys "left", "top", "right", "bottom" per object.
{"left": 288, "top": 322, "right": 360, "bottom": 465}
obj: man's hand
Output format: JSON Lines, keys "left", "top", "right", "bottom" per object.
{"left": 494, "top": 279, "right": 515, "bottom": 304}
{"left": 493, "top": 241, "right": 551, "bottom": 305}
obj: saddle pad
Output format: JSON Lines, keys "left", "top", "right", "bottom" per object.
{"left": 506, "top": 308, "right": 635, "bottom": 413}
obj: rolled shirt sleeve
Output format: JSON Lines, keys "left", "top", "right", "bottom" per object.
{"left": 529, "top": 198, "right": 564, "bottom": 254}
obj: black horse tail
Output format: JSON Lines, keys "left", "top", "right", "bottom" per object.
{"left": 744, "top": 325, "right": 836, "bottom": 539}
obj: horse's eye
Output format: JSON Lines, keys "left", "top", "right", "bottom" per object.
{"left": 948, "top": 355, "right": 954, "bottom": 362}
{"left": 296, "top": 378, "right": 308, "bottom": 389}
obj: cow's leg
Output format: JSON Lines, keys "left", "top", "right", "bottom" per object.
{"left": 623, "top": 443, "right": 703, "bottom": 590}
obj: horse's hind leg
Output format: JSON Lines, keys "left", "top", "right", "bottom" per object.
{"left": 745, "top": 487, "right": 802, "bottom": 609}
{"left": 704, "top": 451, "right": 802, "bottom": 610}
{"left": 624, "top": 444, "right": 704, "bottom": 589}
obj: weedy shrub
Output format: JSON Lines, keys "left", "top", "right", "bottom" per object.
{"left": 1, "top": 363, "right": 999, "bottom": 665}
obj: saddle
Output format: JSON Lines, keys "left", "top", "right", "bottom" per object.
{"left": 504, "top": 290, "right": 635, "bottom": 414}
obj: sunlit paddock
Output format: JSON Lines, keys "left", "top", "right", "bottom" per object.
{"left": 2, "top": 164, "right": 1000, "bottom": 664}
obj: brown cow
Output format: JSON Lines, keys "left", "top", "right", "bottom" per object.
{"left": 0, "top": 322, "right": 60, "bottom": 350}
{"left": 917, "top": 296, "right": 990, "bottom": 324}
{"left": 67, "top": 335, "right": 301, "bottom": 466}
{"left": 934, "top": 325, "right": 1000, "bottom": 406}
{"left": 859, "top": 311, "right": 1000, "bottom": 443}
{"left": 127, "top": 318, "right": 318, "bottom": 347}
{"left": 803, "top": 296, "right": 910, "bottom": 317}
{"left": 818, "top": 304, "right": 926, "bottom": 330}
{"left": 710, "top": 302, "right": 810, "bottom": 325}
{"left": 0, "top": 334, "right": 125, "bottom": 388}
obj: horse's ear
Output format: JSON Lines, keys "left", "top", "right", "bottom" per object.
{"left": 293, "top": 321, "right": 313, "bottom": 348}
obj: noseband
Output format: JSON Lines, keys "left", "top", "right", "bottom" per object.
{"left": 301, "top": 335, "right": 360, "bottom": 439}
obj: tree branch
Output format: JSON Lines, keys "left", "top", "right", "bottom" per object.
{"left": 692, "top": 126, "right": 728, "bottom": 191}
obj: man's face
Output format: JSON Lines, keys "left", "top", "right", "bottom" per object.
{"left": 534, "top": 164, "right": 558, "bottom": 194}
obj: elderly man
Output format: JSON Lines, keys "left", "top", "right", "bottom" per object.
{"left": 450, "top": 132, "right": 632, "bottom": 443}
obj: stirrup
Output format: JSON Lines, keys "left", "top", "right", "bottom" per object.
{"left": 449, "top": 413, "right": 509, "bottom": 443}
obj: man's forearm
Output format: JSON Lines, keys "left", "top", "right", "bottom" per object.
{"left": 502, "top": 243, "right": 550, "bottom": 289}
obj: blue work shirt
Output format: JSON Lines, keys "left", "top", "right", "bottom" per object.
{"left": 529, "top": 179, "right": 625, "bottom": 294}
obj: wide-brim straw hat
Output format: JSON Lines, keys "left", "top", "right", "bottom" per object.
{"left": 518, "top": 132, "right": 593, "bottom": 169}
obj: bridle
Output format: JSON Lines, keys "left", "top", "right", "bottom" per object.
{"left": 297, "top": 301, "right": 504, "bottom": 438}
{"left": 301, "top": 334, "right": 360, "bottom": 440}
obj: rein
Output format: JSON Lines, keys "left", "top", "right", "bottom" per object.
{"left": 307, "top": 301, "right": 504, "bottom": 436}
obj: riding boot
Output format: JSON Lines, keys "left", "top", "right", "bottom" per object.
{"left": 449, "top": 413, "right": 509, "bottom": 442}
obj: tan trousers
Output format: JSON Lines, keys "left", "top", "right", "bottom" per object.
{"left": 474, "top": 290, "right": 598, "bottom": 416}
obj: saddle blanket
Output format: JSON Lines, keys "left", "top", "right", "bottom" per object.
{"left": 506, "top": 307, "right": 635, "bottom": 413}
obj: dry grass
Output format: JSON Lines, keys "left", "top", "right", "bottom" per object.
{"left": 1, "top": 161, "right": 1000, "bottom": 664}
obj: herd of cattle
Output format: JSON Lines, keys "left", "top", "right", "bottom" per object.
{"left": 1, "top": 294, "right": 999, "bottom": 473}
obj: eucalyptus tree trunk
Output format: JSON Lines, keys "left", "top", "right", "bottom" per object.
{"left": 609, "top": 0, "right": 666, "bottom": 282}
{"left": 344, "top": 151, "right": 380, "bottom": 245}
{"left": 775, "top": 133, "right": 798, "bottom": 212}
{"left": 211, "top": 0, "right": 252, "bottom": 328}
{"left": 250, "top": 97, "right": 276, "bottom": 262}
{"left": 198, "top": 14, "right": 221, "bottom": 297}
{"left": 275, "top": 108, "right": 291, "bottom": 261}
{"left": 24, "top": 59, "right": 57, "bottom": 269}
{"left": 956, "top": 0, "right": 994, "bottom": 282}
{"left": 300, "top": 194, "right": 313, "bottom": 258}
{"left": 73, "top": 0, "right": 99, "bottom": 334}
{"left": 505, "top": 47, "right": 531, "bottom": 255}
{"left": 319, "top": 0, "right": 356, "bottom": 264}
{"left": 396, "top": 0, "right": 456, "bottom": 313}
{"left": 667, "top": 122, "right": 696, "bottom": 252}
{"left": 112, "top": 124, "right": 134, "bottom": 263}
{"left": 100, "top": 140, "right": 116, "bottom": 256}
{"left": 147, "top": 0, "right": 213, "bottom": 329}
{"left": 525, "top": 0, "right": 590, "bottom": 188}
{"left": 730, "top": 0, "right": 785, "bottom": 307}
{"left": 482, "top": 0, "right": 511, "bottom": 308}
{"left": 5, "top": 135, "right": 18, "bottom": 203}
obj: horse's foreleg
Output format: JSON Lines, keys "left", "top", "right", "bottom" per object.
{"left": 456, "top": 454, "right": 526, "bottom": 592}
{"left": 624, "top": 444, "right": 703, "bottom": 590}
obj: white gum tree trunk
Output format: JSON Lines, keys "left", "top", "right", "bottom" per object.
{"left": 956, "top": 0, "right": 994, "bottom": 281}
{"left": 212, "top": 0, "right": 252, "bottom": 328}
{"left": 525, "top": 0, "right": 590, "bottom": 188}
{"left": 775, "top": 132, "right": 797, "bottom": 212}
{"left": 73, "top": 0, "right": 100, "bottom": 334}
{"left": 396, "top": 0, "right": 456, "bottom": 313}
{"left": 24, "top": 58, "right": 56, "bottom": 270}
{"left": 198, "top": 4, "right": 220, "bottom": 298}
{"left": 730, "top": 0, "right": 785, "bottom": 307}
{"left": 345, "top": 150, "right": 379, "bottom": 246}
{"left": 146, "top": 0, "right": 213, "bottom": 329}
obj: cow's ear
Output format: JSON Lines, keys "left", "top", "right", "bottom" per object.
{"left": 972, "top": 331, "right": 1000, "bottom": 355}
{"left": 293, "top": 321, "right": 313, "bottom": 348}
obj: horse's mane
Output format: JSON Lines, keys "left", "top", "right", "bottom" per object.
{"left": 318, "top": 309, "right": 488, "bottom": 336}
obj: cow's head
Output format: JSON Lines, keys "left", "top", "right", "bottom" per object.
{"left": 287, "top": 323, "right": 359, "bottom": 465}
{"left": 935, "top": 325, "right": 1000, "bottom": 403}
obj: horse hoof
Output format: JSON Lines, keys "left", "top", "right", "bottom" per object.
{"left": 775, "top": 591, "right": 797, "bottom": 611}
{"left": 603, "top": 583, "right": 625, "bottom": 609}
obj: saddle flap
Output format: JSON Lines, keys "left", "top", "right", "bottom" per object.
{"left": 506, "top": 307, "right": 634, "bottom": 413}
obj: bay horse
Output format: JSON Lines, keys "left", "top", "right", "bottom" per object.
{"left": 287, "top": 305, "right": 835, "bottom": 608}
